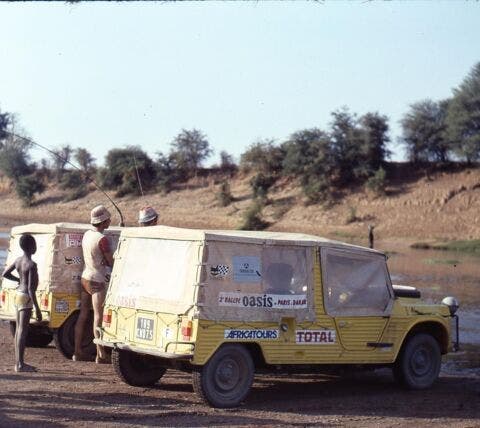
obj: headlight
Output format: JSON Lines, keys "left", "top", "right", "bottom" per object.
{"left": 441, "top": 296, "right": 459, "bottom": 316}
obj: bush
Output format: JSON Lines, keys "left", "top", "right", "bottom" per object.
{"left": 240, "top": 140, "right": 284, "bottom": 175}
{"left": 301, "top": 175, "right": 330, "bottom": 205}
{"left": 16, "top": 173, "right": 46, "bottom": 206}
{"left": 250, "top": 173, "right": 276, "bottom": 200}
{"left": 0, "top": 140, "right": 32, "bottom": 181}
{"left": 216, "top": 180, "right": 233, "bottom": 207}
{"left": 59, "top": 170, "right": 84, "bottom": 190}
{"left": 366, "top": 167, "right": 386, "bottom": 195}
{"left": 345, "top": 206, "right": 358, "bottom": 224}
{"left": 239, "top": 200, "right": 269, "bottom": 231}
{"left": 99, "top": 146, "right": 156, "bottom": 196}
{"left": 63, "top": 186, "right": 88, "bottom": 202}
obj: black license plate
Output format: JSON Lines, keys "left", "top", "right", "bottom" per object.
{"left": 136, "top": 317, "right": 154, "bottom": 341}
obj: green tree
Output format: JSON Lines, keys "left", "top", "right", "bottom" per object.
{"left": 99, "top": 146, "right": 156, "bottom": 196}
{"left": 51, "top": 145, "right": 73, "bottom": 181}
{"left": 358, "top": 112, "right": 391, "bottom": 173}
{"left": 74, "top": 148, "right": 96, "bottom": 174}
{"left": 0, "top": 139, "right": 32, "bottom": 180}
{"left": 447, "top": 62, "right": 480, "bottom": 162}
{"left": 219, "top": 150, "right": 237, "bottom": 175}
{"left": 401, "top": 99, "right": 450, "bottom": 162}
{"left": 240, "top": 139, "right": 284, "bottom": 175}
{"left": 170, "top": 129, "right": 212, "bottom": 177}
{"left": 0, "top": 110, "right": 11, "bottom": 143}
{"left": 282, "top": 128, "right": 333, "bottom": 202}
{"left": 330, "top": 108, "right": 364, "bottom": 184}
{"left": 155, "top": 152, "right": 179, "bottom": 192}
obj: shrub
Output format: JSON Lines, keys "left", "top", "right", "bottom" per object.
{"left": 345, "top": 206, "right": 358, "bottom": 224}
{"left": 240, "top": 140, "right": 284, "bottom": 175}
{"left": 301, "top": 175, "right": 330, "bottom": 205}
{"left": 63, "top": 186, "right": 88, "bottom": 202}
{"left": 239, "top": 200, "right": 269, "bottom": 231}
{"left": 216, "top": 180, "right": 233, "bottom": 207}
{"left": 366, "top": 167, "right": 386, "bottom": 195}
{"left": 16, "top": 173, "right": 46, "bottom": 206}
{"left": 249, "top": 173, "right": 276, "bottom": 200}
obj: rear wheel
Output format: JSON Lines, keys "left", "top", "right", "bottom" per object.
{"left": 53, "top": 311, "right": 96, "bottom": 359}
{"left": 192, "top": 344, "right": 254, "bottom": 408}
{"left": 9, "top": 321, "right": 53, "bottom": 348}
{"left": 393, "top": 333, "right": 441, "bottom": 390}
{"left": 112, "top": 348, "right": 166, "bottom": 386}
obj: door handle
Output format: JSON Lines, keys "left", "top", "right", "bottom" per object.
{"left": 338, "top": 321, "right": 349, "bottom": 328}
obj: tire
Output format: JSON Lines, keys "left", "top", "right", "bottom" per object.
{"left": 192, "top": 344, "right": 254, "bottom": 408}
{"left": 112, "top": 348, "right": 166, "bottom": 386}
{"left": 53, "top": 310, "right": 96, "bottom": 359}
{"left": 393, "top": 333, "right": 441, "bottom": 390}
{"left": 9, "top": 321, "right": 53, "bottom": 348}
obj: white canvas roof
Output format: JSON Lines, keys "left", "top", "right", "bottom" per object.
{"left": 119, "top": 225, "right": 382, "bottom": 255}
{"left": 11, "top": 223, "right": 123, "bottom": 235}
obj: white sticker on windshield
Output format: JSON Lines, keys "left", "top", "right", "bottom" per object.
{"left": 232, "top": 256, "right": 261, "bottom": 283}
{"left": 218, "top": 292, "right": 307, "bottom": 309}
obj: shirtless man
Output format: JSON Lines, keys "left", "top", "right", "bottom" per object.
{"left": 3, "top": 234, "right": 42, "bottom": 372}
{"left": 73, "top": 205, "right": 113, "bottom": 363}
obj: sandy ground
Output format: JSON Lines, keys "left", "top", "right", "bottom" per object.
{"left": 0, "top": 322, "right": 479, "bottom": 427}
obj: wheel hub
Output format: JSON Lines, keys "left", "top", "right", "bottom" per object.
{"left": 214, "top": 358, "right": 240, "bottom": 391}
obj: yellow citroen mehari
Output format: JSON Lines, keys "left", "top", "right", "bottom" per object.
{"left": 96, "top": 226, "right": 459, "bottom": 408}
{"left": 0, "top": 223, "right": 120, "bottom": 358}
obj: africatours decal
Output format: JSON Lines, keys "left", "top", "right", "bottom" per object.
{"left": 295, "top": 330, "right": 336, "bottom": 344}
{"left": 218, "top": 292, "right": 307, "bottom": 309}
{"left": 224, "top": 329, "right": 279, "bottom": 340}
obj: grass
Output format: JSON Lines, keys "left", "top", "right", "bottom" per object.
{"left": 411, "top": 239, "right": 480, "bottom": 254}
{"left": 423, "top": 258, "right": 460, "bottom": 266}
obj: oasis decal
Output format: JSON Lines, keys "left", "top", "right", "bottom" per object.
{"left": 295, "top": 330, "right": 336, "bottom": 344}
{"left": 232, "top": 256, "right": 261, "bottom": 283}
{"left": 218, "top": 292, "right": 307, "bottom": 309}
{"left": 224, "top": 329, "right": 279, "bottom": 340}
{"left": 65, "top": 233, "right": 83, "bottom": 248}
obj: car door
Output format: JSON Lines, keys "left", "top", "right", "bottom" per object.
{"left": 320, "top": 247, "right": 394, "bottom": 352}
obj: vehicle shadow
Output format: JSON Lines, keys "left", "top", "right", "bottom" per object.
{"left": 246, "top": 371, "right": 480, "bottom": 420}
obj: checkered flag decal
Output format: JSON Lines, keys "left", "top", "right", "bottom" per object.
{"left": 210, "top": 265, "right": 229, "bottom": 277}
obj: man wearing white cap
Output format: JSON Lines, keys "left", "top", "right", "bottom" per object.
{"left": 138, "top": 206, "right": 158, "bottom": 227}
{"left": 73, "top": 204, "right": 113, "bottom": 363}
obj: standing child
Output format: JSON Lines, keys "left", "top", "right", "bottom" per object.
{"left": 3, "top": 234, "right": 42, "bottom": 372}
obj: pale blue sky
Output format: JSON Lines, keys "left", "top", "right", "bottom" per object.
{"left": 0, "top": 1, "right": 479, "bottom": 166}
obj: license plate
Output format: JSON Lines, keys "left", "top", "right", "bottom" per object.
{"left": 136, "top": 317, "right": 154, "bottom": 341}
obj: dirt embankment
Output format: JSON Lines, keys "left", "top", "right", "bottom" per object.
{"left": 1, "top": 165, "right": 480, "bottom": 241}
{"left": 0, "top": 322, "right": 479, "bottom": 427}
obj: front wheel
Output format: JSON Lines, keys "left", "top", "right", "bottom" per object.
{"left": 192, "top": 344, "right": 254, "bottom": 408}
{"left": 393, "top": 333, "right": 441, "bottom": 390}
{"left": 112, "top": 349, "right": 167, "bottom": 386}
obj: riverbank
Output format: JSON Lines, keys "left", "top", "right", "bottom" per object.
{"left": 1, "top": 166, "right": 480, "bottom": 241}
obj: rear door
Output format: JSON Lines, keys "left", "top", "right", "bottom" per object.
{"left": 320, "top": 248, "right": 394, "bottom": 352}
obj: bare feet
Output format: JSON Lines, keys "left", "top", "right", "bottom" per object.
{"left": 15, "top": 363, "right": 37, "bottom": 373}
{"left": 72, "top": 353, "right": 95, "bottom": 362}
{"left": 95, "top": 355, "right": 111, "bottom": 364}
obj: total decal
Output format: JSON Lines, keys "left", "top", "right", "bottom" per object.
{"left": 295, "top": 330, "right": 336, "bottom": 344}
{"left": 224, "top": 329, "right": 279, "bottom": 340}
{"left": 218, "top": 292, "right": 307, "bottom": 309}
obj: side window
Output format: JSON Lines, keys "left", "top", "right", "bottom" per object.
{"left": 322, "top": 248, "right": 392, "bottom": 316}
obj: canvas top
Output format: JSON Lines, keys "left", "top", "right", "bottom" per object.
{"left": 11, "top": 222, "right": 123, "bottom": 235}
{"left": 119, "top": 225, "right": 382, "bottom": 255}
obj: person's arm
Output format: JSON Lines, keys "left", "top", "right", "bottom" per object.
{"left": 28, "top": 265, "right": 42, "bottom": 322}
{"left": 3, "top": 260, "right": 20, "bottom": 283}
{"left": 99, "top": 236, "right": 113, "bottom": 267}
